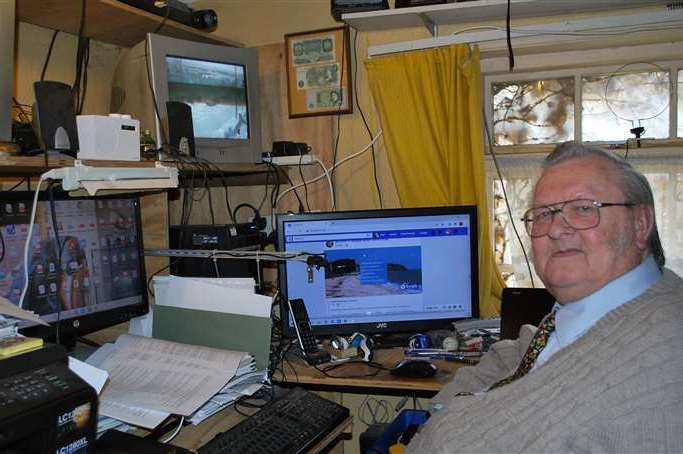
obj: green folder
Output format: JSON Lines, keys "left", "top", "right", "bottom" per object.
{"left": 152, "top": 304, "right": 272, "bottom": 370}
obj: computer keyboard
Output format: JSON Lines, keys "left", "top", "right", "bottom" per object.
{"left": 197, "top": 387, "right": 350, "bottom": 454}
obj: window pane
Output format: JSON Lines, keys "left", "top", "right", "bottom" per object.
{"left": 492, "top": 178, "right": 539, "bottom": 287}
{"left": 492, "top": 78, "right": 574, "bottom": 145}
{"left": 582, "top": 70, "right": 669, "bottom": 142}
{"left": 678, "top": 69, "right": 683, "bottom": 138}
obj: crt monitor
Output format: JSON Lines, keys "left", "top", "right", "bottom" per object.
{"left": 277, "top": 206, "right": 479, "bottom": 338}
{"left": 110, "top": 33, "right": 262, "bottom": 164}
{"left": 0, "top": 191, "right": 149, "bottom": 346}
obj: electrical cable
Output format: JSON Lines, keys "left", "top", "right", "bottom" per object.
{"left": 19, "top": 175, "right": 48, "bottom": 309}
{"left": 46, "top": 182, "right": 65, "bottom": 345}
{"left": 358, "top": 395, "right": 391, "bottom": 426}
{"left": 298, "top": 150, "right": 311, "bottom": 212}
{"left": 144, "top": 35, "right": 170, "bottom": 148}
{"left": 8, "top": 178, "right": 29, "bottom": 191}
{"left": 449, "top": 22, "right": 683, "bottom": 40}
{"left": 146, "top": 259, "right": 179, "bottom": 298}
{"left": 40, "top": 30, "right": 59, "bottom": 82}
{"left": 312, "top": 156, "right": 335, "bottom": 210}
{"left": 0, "top": 229, "right": 4, "bottom": 265}
{"left": 330, "top": 26, "right": 349, "bottom": 209}
{"left": 160, "top": 416, "right": 184, "bottom": 444}
{"left": 352, "top": 28, "right": 383, "bottom": 208}
{"left": 274, "top": 163, "right": 305, "bottom": 213}
{"left": 275, "top": 130, "right": 383, "bottom": 208}
{"left": 153, "top": 1, "right": 172, "bottom": 34}
{"left": 482, "top": 107, "right": 535, "bottom": 287}
{"left": 506, "top": 0, "right": 514, "bottom": 71}
{"left": 72, "top": 0, "right": 90, "bottom": 115}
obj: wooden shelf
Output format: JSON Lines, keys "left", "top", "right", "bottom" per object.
{"left": 0, "top": 155, "right": 275, "bottom": 186}
{"left": 343, "top": 0, "right": 671, "bottom": 36}
{"left": 16, "top": 0, "right": 241, "bottom": 47}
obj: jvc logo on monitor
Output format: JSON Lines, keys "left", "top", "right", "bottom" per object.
{"left": 375, "top": 323, "right": 388, "bottom": 330}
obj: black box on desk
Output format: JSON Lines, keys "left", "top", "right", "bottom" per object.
{"left": 169, "top": 224, "right": 263, "bottom": 278}
{"left": 0, "top": 345, "right": 98, "bottom": 453}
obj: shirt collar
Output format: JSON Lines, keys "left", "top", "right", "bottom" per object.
{"left": 552, "top": 255, "right": 662, "bottom": 348}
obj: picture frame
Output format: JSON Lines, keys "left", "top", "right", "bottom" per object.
{"left": 284, "top": 26, "right": 353, "bottom": 118}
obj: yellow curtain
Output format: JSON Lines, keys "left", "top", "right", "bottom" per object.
{"left": 365, "top": 44, "right": 504, "bottom": 317}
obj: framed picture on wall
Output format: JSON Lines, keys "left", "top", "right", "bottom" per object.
{"left": 284, "top": 26, "right": 353, "bottom": 118}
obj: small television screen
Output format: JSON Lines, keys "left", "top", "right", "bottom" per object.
{"left": 0, "top": 191, "right": 148, "bottom": 342}
{"left": 166, "top": 55, "right": 249, "bottom": 140}
{"left": 277, "top": 206, "right": 478, "bottom": 337}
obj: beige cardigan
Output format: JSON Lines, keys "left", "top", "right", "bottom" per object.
{"left": 409, "top": 270, "right": 683, "bottom": 453}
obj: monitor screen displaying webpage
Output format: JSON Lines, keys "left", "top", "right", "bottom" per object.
{"left": 277, "top": 207, "right": 478, "bottom": 336}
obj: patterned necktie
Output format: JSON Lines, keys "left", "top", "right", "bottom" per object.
{"left": 487, "top": 309, "right": 557, "bottom": 391}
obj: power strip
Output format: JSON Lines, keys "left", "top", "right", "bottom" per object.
{"left": 262, "top": 154, "right": 314, "bottom": 166}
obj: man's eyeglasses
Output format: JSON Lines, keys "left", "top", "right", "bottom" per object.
{"left": 521, "top": 198, "right": 635, "bottom": 238}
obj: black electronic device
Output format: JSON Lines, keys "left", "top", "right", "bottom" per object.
{"left": 395, "top": 0, "right": 447, "bottom": 7}
{"left": 500, "top": 288, "right": 556, "bottom": 340}
{"left": 168, "top": 224, "right": 263, "bottom": 279}
{"left": 32, "top": 81, "right": 79, "bottom": 156}
{"left": 0, "top": 344, "right": 98, "bottom": 453}
{"left": 287, "top": 298, "right": 331, "bottom": 366}
{"left": 198, "top": 387, "right": 350, "bottom": 454}
{"left": 271, "top": 141, "right": 310, "bottom": 157}
{"left": 390, "top": 358, "right": 438, "bottom": 379}
{"left": 0, "top": 190, "right": 149, "bottom": 348}
{"left": 277, "top": 206, "right": 479, "bottom": 339}
{"left": 331, "top": 0, "right": 389, "bottom": 21}
{"left": 166, "top": 101, "right": 196, "bottom": 157}
{"left": 117, "top": 0, "right": 217, "bottom": 30}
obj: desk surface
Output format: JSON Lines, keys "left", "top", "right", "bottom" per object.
{"left": 273, "top": 348, "right": 468, "bottom": 395}
{"left": 162, "top": 400, "right": 353, "bottom": 452}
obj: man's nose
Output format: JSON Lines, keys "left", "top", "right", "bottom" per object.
{"left": 547, "top": 211, "right": 574, "bottom": 239}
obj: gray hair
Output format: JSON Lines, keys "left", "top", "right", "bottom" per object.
{"left": 542, "top": 141, "right": 665, "bottom": 270}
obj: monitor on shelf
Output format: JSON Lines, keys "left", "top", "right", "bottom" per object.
{"left": 0, "top": 191, "right": 149, "bottom": 348}
{"left": 277, "top": 206, "right": 479, "bottom": 339}
{"left": 110, "top": 33, "right": 262, "bottom": 164}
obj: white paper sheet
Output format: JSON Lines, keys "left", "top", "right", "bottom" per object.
{"left": 98, "top": 399, "right": 170, "bottom": 429}
{"left": 98, "top": 334, "right": 246, "bottom": 416}
{"left": 68, "top": 357, "right": 109, "bottom": 394}
{"left": 0, "top": 295, "right": 49, "bottom": 325}
{"left": 152, "top": 276, "right": 271, "bottom": 317}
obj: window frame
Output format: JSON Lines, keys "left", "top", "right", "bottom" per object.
{"left": 484, "top": 60, "right": 683, "bottom": 152}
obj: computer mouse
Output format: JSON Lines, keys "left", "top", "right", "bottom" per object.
{"left": 390, "top": 359, "right": 438, "bottom": 378}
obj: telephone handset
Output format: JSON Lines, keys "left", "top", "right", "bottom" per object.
{"left": 287, "top": 298, "right": 331, "bottom": 366}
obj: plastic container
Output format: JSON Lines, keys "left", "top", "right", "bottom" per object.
{"left": 366, "top": 409, "right": 430, "bottom": 454}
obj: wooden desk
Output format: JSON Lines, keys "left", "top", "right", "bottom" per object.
{"left": 273, "top": 348, "right": 468, "bottom": 397}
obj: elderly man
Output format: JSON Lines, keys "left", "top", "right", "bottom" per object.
{"left": 409, "top": 142, "right": 683, "bottom": 453}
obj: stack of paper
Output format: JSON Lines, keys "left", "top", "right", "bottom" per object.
{"left": 86, "top": 334, "right": 264, "bottom": 429}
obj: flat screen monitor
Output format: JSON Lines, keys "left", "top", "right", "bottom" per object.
{"left": 277, "top": 206, "right": 479, "bottom": 338}
{"left": 0, "top": 191, "right": 149, "bottom": 346}
{"left": 110, "top": 33, "right": 262, "bottom": 164}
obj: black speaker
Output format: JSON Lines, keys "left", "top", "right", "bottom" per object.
{"left": 166, "top": 101, "right": 195, "bottom": 157}
{"left": 500, "top": 288, "right": 556, "bottom": 340}
{"left": 33, "top": 81, "right": 79, "bottom": 156}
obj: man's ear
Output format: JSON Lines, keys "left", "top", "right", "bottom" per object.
{"left": 633, "top": 204, "right": 655, "bottom": 251}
